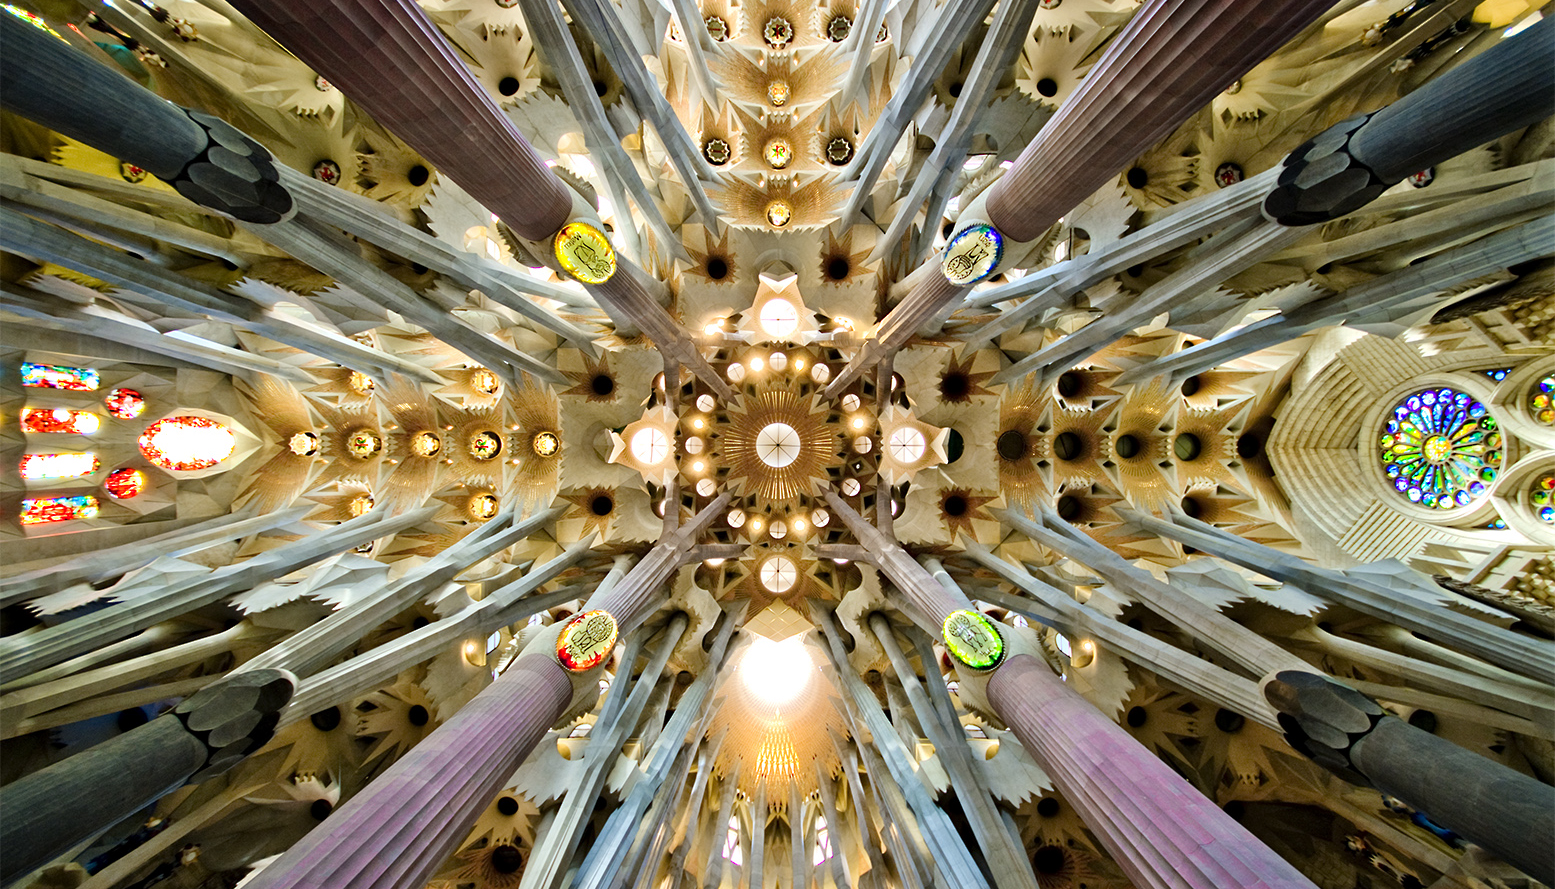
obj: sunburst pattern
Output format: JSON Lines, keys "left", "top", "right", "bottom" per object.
{"left": 715, "top": 388, "right": 842, "bottom": 503}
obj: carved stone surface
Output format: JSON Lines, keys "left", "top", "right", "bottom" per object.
{"left": 1266, "top": 670, "right": 1555, "bottom": 885}
{"left": 174, "top": 667, "right": 296, "bottom": 781}
{"left": 168, "top": 111, "right": 296, "bottom": 224}
{"left": 989, "top": 655, "right": 1318, "bottom": 889}
{"left": 1261, "top": 114, "right": 1390, "bottom": 226}
{"left": 0, "top": 669, "right": 294, "bottom": 883}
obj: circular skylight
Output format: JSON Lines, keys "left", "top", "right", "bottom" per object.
{"left": 630, "top": 427, "right": 670, "bottom": 464}
{"left": 756, "top": 422, "right": 802, "bottom": 468}
{"left": 888, "top": 426, "right": 927, "bottom": 463}
{"left": 759, "top": 299, "right": 799, "bottom": 339}
{"left": 761, "top": 555, "right": 798, "bottom": 592}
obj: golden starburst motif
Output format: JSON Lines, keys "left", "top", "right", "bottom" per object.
{"left": 714, "top": 388, "right": 841, "bottom": 503}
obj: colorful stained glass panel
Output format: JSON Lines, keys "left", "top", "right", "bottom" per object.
{"left": 104, "top": 467, "right": 147, "bottom": 500}
{"left": 21, "top": 363, "right": 99, "bottom": 391}
{"left": 21, "top": 494, "right": 99, "bottom": 525}
{"left": 104, "top": 388, "right": 146, "bottom": 419}
{"left": 1378, "top": 387, "right": 1501, "bottom": 511}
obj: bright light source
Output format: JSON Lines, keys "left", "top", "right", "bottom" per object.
{"left": 740, "top": 636, "right": 813, "bottom": 705}
{"left": 749, "top": 355, "right": 765, "bottom": 372}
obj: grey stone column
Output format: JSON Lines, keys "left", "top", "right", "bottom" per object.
{"left": 1266, "top": 671, "right": 1555, "bottom": 885}
{"left": 0, "top": 12, "right": 293, "bottom": 223}
{"left": 0, "top": 669, "right": 294, "bottom": 883}
{"left": 1264, "top": 14, "right": 1555, "bottom": 224}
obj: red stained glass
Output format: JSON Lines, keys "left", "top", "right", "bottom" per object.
{"left": 104, "top": 388, "right": 146, "bottom": 419}
{"left": 21, "top": 408, "right": 100, "bottom": 435}
{"left": 104, "top": 467, "right": 147, "bottom": 499}
{"left": 138, "top": 416, "right": 235, "bottom": 471}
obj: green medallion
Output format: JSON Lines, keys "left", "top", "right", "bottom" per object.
{"left": 941, "top": 609, "right": 1005, "bottom": 670}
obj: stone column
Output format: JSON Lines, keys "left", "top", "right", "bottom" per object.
{"left": 0, "top": 669, "right": 294, "bottom": 883}
{"left": 991, "top": 0, "right": 1333, "bottom": 237}
{"left": 0, "top": 507, "right": 435, "bottom": 683}
{"left": 0, "top": 506, "right": 308, "bottom": 606}
{"left": 225, "top": 0, "right": 570, "bottom": 240}
{"left": 821, "top": 492, "right": 972, "bottom": 632}
{"left": 241, "top": 653, "right": 575, "bottom": 889}
{"left": 588, "top": 494, "right": 730, "bottom": 633}
{"left": 987, "top": 656, "right": 1317, "bottom": 889}
{"left": 1266, "top": 671, "right": 1554, "bottom": 885}
{"left": 1265, "top": 14, "right": 1555, "bottom": 225}
{"left": 825, "top": 0, "right": 1335, "bottom": 391}
{"left": 0, "top": 12, "right": 294, "bottom": 224}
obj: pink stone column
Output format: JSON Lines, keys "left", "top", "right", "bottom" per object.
{"left": 241, "top": 653, "right": 575, "bottom": 889}
{"left": 228, "top": 0, "right": 572, "bottom": 240}
{"left": 986, "top": 0, "right": 1333, "bottom": 241}
{"left": 987, "top": 655, "right": 1316, "bottom": 889}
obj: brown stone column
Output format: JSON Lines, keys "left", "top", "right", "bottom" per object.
{"left": 240, "top": 654, "right": 574, "bottom": 889}
{"left": 227, "top": 0, "right": 572, "bottom": 240}
{"left": 987, "top": 0, "right": 1333, "bottom": 241}
{"left": 987, "top": 656, "right": 1317, "bottom": 889}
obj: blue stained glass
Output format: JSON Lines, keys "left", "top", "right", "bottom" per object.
{"left": 1378, "top": 387, "right": 1500, "bottom": 512}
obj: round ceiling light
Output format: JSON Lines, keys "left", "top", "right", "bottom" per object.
{"left": 755, "top": 422, "right": 802, "bottom": 468}
{"left": 759, "top": 299, "right": 800, "bottom": 339}
{"left": 760, "top": 555, "right": 798, "bottom": 593}
{"left": 630, "top": 427, "right": 671, "bottom": 464}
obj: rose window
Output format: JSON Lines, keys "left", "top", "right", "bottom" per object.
{"left": 1378, "top": 387, "right": 1500, "bottom": 511}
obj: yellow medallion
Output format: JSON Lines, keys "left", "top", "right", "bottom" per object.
{"left": 553, "top": 222, "right": 617, "bottom": 284}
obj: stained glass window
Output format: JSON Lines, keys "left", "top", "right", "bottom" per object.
{"left": 1482, "top": 368, "right": 1512, "bottom": 382}
{"left": 20, "top": 453, "right": 100, "bottom": 480}
{"left": 1378, "top": 387, "right": 1501, "bottom": 511}
{"left": 139, "top": 416, "right": 235, "bottom": 471}
{"left": 1530, "top": 374, "right": 1553, "bottom": 426}
{"left": 1533, "top": 474, "right": 1554, "bottom": 525}
{"left": 104, "top": 388, "right": 146, "bottom": 419}
{"left": 104, "top": 468, "right": 147, "bottom": 499}
{"left": 21, "top": 408, "right": 100, "bottom": 435}
{"left": 21, "top": 494, "right": 99, "bottom": 525}
{"left": 21, "top": 363, "right": 99, "bottom": 391}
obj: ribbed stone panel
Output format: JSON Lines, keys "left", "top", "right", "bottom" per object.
{"left": 987, "top": 0, "right": 1333, "bottom": 241}
{"left": 242, "top": 654, "right": 574, "bottom": 889}
{"left": 987, "top": 655, "right": 1318, "bottom": 889}
{"left": 228, "top": 0, "right": 573, "bottom": 240}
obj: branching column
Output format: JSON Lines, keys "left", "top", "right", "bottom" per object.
{"left": 1266, "top": 671, "right": 1554, "bottom": 885}
{"left": 826, "top": 0, "right": 1335, "bottom": 394}
{"left": 228, "top": 0, "right": 734, "bottom": 395}
{"left": 845, "top": 514, "right": 1314, "bottom": 887}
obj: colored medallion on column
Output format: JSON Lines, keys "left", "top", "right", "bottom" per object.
{"left": 941, "top": 224, "right": 1004, "bottom": 285}
{"left": 556, "top": 609, "right": 619, "bottom": 672}
{"left": 942, "top": 609, "right": 1005, "bottom": 670}
{"left": 554, "top": 222, "right": 616, "bottom": 284}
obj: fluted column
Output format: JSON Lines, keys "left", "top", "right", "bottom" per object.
{"left": 1266, "top": 671, "right": 1554, "bottom": 885}
{"left": 828, "top": 0, "right": 1333, "bottom": 392}
{"left": 588, "top": 494, "right": 730, "bottom": 633}
{"left": 988, "top": 0, "right": 1330, "bottom": 239}
{"left": 242, "top": 654, "right": 574, "bottom": 889}
{"left": 226, "top": 0, "right": 569, "bottom": 240}
{"left": 0, "top": 670, "right": 294, "bottom": 883}
{"left": 1265, "top": 14, "right": 1555, "bottom": 224}
{"left": 988, "top": 656, "right": 1315, "bottom": 889}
